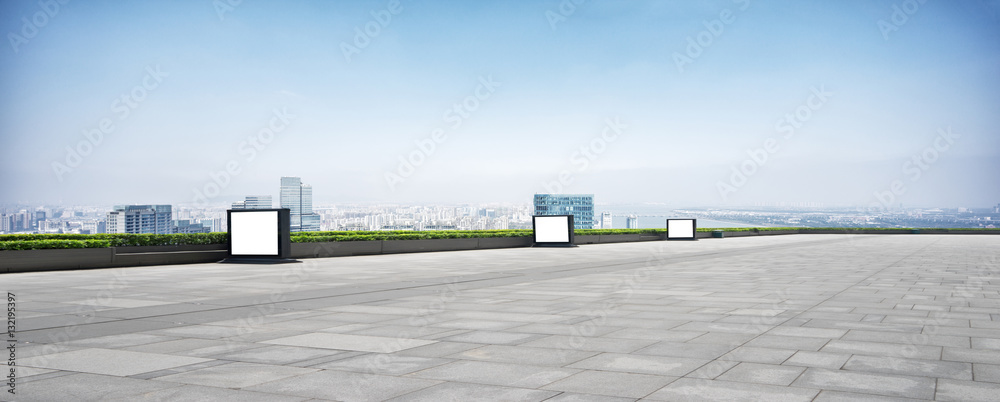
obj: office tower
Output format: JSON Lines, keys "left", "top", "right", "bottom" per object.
{"left": 601, "top": 212, "right": 612, "bottom": 229}
{"left": 16, "top": 210, "right": 31, "bottom": 231}
{"left": 106, "top": 205, "right": 173, "bottom": 234}
{"left": 0, "top": 214, "right": 15, "bottom": 233}
{"left": 995, "top": 203, "right": 999, "bottom": 214}
{"left": 533, "top": 194, "right": 595, "bottom": 229}
{"left": 280, "top": 177, "right": 320, "bottom": 232}
{"left": 232, "top": 195, "right": 273, "bottom": 210}
{"left": 626, "top": 215, "right": 639, "bottom": 229}
{"left": 198, "top": 218, "right": 221, "bottom": 232}
{"left": 34, "top": 210, "right": 46, "bottom": 229}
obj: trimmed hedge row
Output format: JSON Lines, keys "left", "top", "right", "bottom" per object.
{"left": 291, "top": 230, "right": 533, "bottom": 243}
{"left": 0, "top": 233, "right": 227, "bottom": 250}
{"left": 0, "top": 239, "right": 113, "bottom": 250}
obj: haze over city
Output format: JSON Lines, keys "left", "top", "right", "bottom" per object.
{"left": 2, "top": 0, "right": 998, "bottom": 208}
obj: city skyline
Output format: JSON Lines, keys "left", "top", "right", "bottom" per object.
{"left": 2, "top": 1, "right": 999, "bottom": 208}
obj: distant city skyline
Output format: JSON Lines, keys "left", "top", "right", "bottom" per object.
{"left": 2, "top": 1, "right": 998, "bottom": 207}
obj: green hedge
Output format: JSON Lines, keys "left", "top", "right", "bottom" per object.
{"left": 0, "top": 239, "right": 112, "bottom": 251}
{"left": 0, "top": 233, "right": 228, "bottom": 250}
{"left": 291, "top": 230, "right": 533, "bottom": 243}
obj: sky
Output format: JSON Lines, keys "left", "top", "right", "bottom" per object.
{"left": 1, "top": 0, "right": 998, "bottom": 208}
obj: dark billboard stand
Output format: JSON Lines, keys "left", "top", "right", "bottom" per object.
{"left": 532, "top": 215, "right": 578, "bottom": 247}
{"left": 667, "top": 218, "right": 698, "bottom": 240}
{"left": 223, "top": 208, "right": 298, "bottom": 263}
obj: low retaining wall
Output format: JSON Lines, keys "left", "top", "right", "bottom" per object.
{"left": 0, "top": 244, "right": 229, "bottom": 273}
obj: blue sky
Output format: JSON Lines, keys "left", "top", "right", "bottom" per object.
{"left": 1, "top": 0, "right": 998, "bottom": 208}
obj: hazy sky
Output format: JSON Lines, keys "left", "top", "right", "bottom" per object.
{"left": 2, "top": 0, "right": 998, "bottom": 208}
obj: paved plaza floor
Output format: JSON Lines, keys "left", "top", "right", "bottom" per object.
{"left": 4, "top": 234, "right": 1000, "bottom": 401}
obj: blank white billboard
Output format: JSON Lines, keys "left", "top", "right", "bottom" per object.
{"left": 534, "top": 216, "right": 571, "bottom": 243}
{"left": 667, "top": 219, "right": 696, "bottom": 239}
{"left": 230, "top": 210, "right": 279, "bottom": 256}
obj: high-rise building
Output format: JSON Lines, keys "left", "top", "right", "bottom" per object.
{"left": 0, "top": 214, "right": 15, "bottom": 233}
{"left": 16, "top": 211, "right": 31, "bottom": 231}
{"left": 995, "top": 203, "right": 999, "bottom": 214}
{"left": 106, "top": 205, "right": 172, "bottom": 234}
{"left": 533, "top": 194, "right": 595, "bottom": 229}
{"left": 34, "top": 210, "right": 46, "bottom": 229}
{"left": 280, "top": 177, "right": 320, "bottom": 232}
{"left": 601, "top": 212, "right": 613, "bottom": 229}
{"left": 232, "top": 195, "right": 273, "bottom": 210}
{"left": 626, "top": 215, "right": 639, "bottom": 229}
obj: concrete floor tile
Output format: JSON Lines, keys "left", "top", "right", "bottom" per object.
{"left": 314, "top": 354, "right": 451, "bottom": 375}
{"left": 644, "top": 378, "right": 819, "bottom": 401}
{"left": 603, "top": 328, "right": 705, "bottom": 341}
{"left": 243, "top": 369, "right": 441, "bottom": 401}
{"left": 973, "top": 363, "right": 1000, "bottom": 383}
{"left": 385, "top": 381, "right": 558, "bottom": 402}
{"left": 721, "top": 346, "right": 796, "bottom": 364}
{"left": 154, "top": 362, "right": 317, "bottom": 388}
{"left": 744, "top": 334, "right": 832, "bottom": 351}
{"left": 936, "top": 379, "right": 1000, "bottom": 402}
{"left": 821, "top": 340, "right": 942, "bottom": 360}
{"left": 568, "top": 352, "right": 709, "bottom": 376}
{"left": 439, "top": 330, "right": 542, "bottom": 345}
{"left": 406, "top": 360, "right": 578, "bottom": 387}
{"left": 262, "top": 333, "right": 436, "bottom": 353}
{"left": 107, "top": 384, "right": 311, "bottom": 401}
{"left": 792, "top": 368, "right": 936, "bottom": 399}
{"left": 942, "top": 347, "right": 1000, "bottom": 364}
{"left": 19, "top": 348, "right": 211, "bottom": 376}
{"left": 393, "top": 341, "right": 481, "bottom": 357}
{"left": 17, "top": 373, "right": 182, "bottom": 401}
{"left": 812, "top": 390, "right": 927, "bottom": 402}
{"left": 634, "top": 342, "right": 733, "bottom": 359}
{"left": 209, "top": 345, "right": 344, "bottom": 365}
{"left": 843, "top": 355, "right": 972, "bottom": 380}
{"left": 717, "top": 362, "right": 805, "bottom": 385}
{"left": 784, "top": 351, "right": 850, "bottom": 369}
{"left": 542, "top": 370, "right": 676, "bottom": 399}
{"left": 449, "top": 344, "right": 598, "bottom": 366}
{"left": 521, "top": 334, "right": 658, "bottom": 353}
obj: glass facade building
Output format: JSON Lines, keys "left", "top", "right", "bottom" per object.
{"left": 280, "top": 177, "right": 320, "bottom": 232}
{"left": 533, "top": 194, "right": 595, "bottom": 229}
{"left": 232, "top": 195, "right": 273, "bottom": 210}
{"left": 106, "top": 205, "right": 173, "bottom": 234}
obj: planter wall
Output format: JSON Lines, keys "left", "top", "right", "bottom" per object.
{"left": 1, "top": 248, "right": 114, "bottom": 273}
